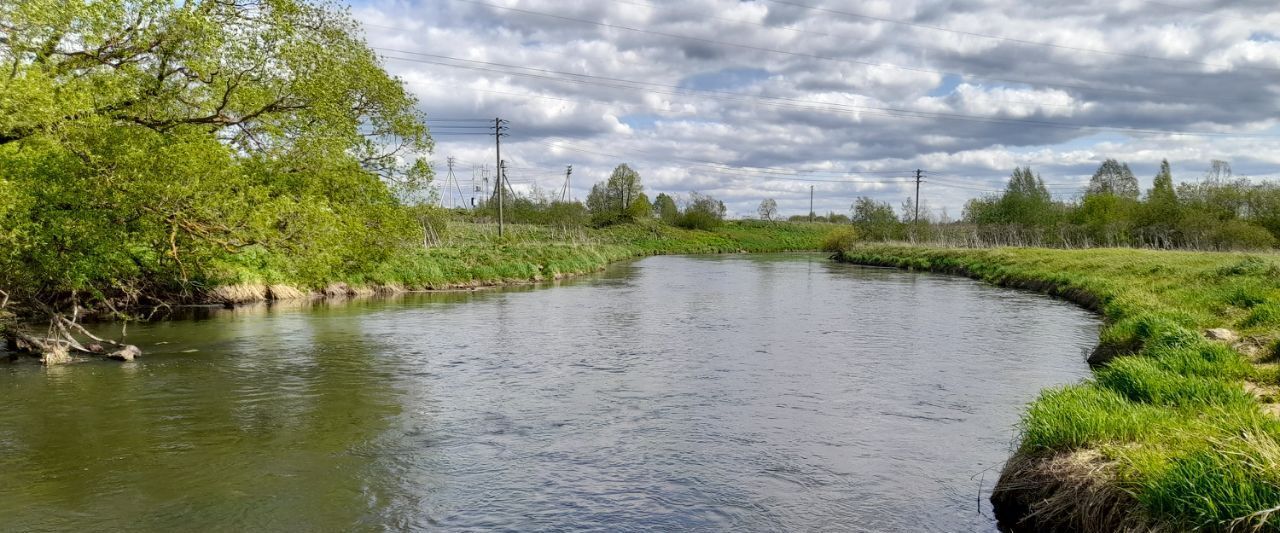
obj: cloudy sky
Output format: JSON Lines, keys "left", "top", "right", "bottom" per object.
{"left": 352, "top": 0, "right": 1280, "bottom": 219}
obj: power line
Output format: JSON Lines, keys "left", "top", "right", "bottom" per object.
{"left": 379, "top": 52, "right": 1277, "bottom": 138}
{"left": 605, "top": 0, "right": 832, "bottom": 38}
{"left": 450, "top": 0, "right": 1257, "bottom": 102}
{"left": 519, "top": 137, "right": 918, "bottom": 185}
{"left": 525, "top": 136, "right": 915, "bottom": 178}
{"left": 362, "top": 25, "right": 1099, "bottom": 113}
{"left": 762, "top": 0, "right": 1280, "bottom": 74}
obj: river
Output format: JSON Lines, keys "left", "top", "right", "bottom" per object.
{"left": 0, "top": 254, "right": 1098, "bottom": 532}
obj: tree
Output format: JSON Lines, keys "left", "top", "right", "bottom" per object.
{"left": 757, "top": 198, "right": 779, "bottom": 221}
{"left": 1087, "top": 159, "right": 1140, "bottom": 199}
{"left": 0, "top": 0, "right": 429, "bottom": 296}
{"left": 586, "top": 183, "right": 616, "bottom": 226}
{"left": 587, "top": 164, "right": 645, "bottom": 225}
{"left": 0, "top": 0, "right": 432, "bottom": 356}
{"left": 900, "top": 196, "right": 934, "bottom": 224}
{"left": 627, "top": 193, "right": 653, "bottom": 221}
{"left": 1207, "top": 160, "right": 1233, "bottom": 183}
{"left": 653, "top": 193, "right": 679, "bottom": 223}
{"left": 851, "top": 197, "right": 900, "bottom": 240}
{"left": 608, "top": 164, "right": 644, "bottom": 211}
{"left": 1137, "top": 159, "right": 1180, "bottom": 247}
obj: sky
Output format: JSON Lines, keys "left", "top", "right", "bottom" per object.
{"left": 351, "top": 0, "right": 1280, "bottom": 219}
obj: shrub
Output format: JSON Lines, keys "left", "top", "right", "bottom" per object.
{"left": 673, "top": 192, "right": 726, "bottom": 230}
{"left": 820, "top": 227, "right": 860, "bottom": 252}
{"left": 1212, "top": 221, "right": 1277, "bottom": 250}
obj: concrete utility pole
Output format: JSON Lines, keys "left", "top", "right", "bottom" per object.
{"left": 809, "top": 185, "right": 814, "bottom": 222}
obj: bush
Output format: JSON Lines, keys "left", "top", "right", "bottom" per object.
{"left": 1212, "top": 220, "right": 1277, "bottom": 250}
{"left": 820, "top": 227, "right": 860, "bottom": 252}
{"left": 673, "top": 192, "right": 726, "bottom": 230}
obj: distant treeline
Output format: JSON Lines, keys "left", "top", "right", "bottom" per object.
{"left": 459, "top": 163, "right": 730, "bottom": 231}
{"left": 835, "top": 159, "right": 1280, "bottom": 250}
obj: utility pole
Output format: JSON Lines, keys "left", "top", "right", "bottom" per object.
{"left": 493, "top": 117, "right": 508, "bottom": 237}
{"left": 498, "top": 159, "right": 507, "bottom": 237}
{"left": 561, "top": 165, "right": 573, "bottom": 202}
{"left": 446, "top": 156, "right": 466, "bottom": 209}
{"left": 914, "top": 169, "right": 923, "bottom": 226}
{"left": 809, "top": 185, "right": 814, "bottom": 222}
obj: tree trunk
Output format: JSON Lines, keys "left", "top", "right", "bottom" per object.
{"left": 3, "top": 317, "right": 140, "bottom": 364}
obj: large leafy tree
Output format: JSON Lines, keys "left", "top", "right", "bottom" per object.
{"left": 0, "top": 0, "right": 431, "bottom": 311}
{"left": 757, "top": 198, "right": 778, "bottom": 221}
{"left": 851, "top": 196, "right": 899, "bottom": 240}
{"left": 1136, "top": 160, "right": 1180, "bottom": 247}
{"left": 1087, "top": 159, "right": 1140, "bottom": 199}
{"left": 653, "top": 193, "right": 679, "bottom": 223}
{"left": 586, "top": 164, "right": 644, "bottom": 225}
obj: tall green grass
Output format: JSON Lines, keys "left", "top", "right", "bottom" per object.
{"left": 836, "top": 245, "right": 1280, "bottom": 530}
{"left": 210, "top": 220, "right": 831, "bottom": 292}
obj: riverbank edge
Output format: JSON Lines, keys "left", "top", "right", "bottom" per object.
{"left": 206, "top": 228, "right": 829, "bottom": 306}
{"left": 832, "top": 246, "right": 1146, "bottom": 531}
{"left": 832, "top": 244, "right": 1280, "bottom": 532}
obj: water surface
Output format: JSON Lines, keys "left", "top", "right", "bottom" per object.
{"left": 0, "top": 254, "right": 1097, "bottom": 531}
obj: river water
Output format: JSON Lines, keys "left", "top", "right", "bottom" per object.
{"left": 0, "top": 254, "right": 1097, "bottom": 532}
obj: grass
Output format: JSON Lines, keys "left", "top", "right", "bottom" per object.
{"left": 835, "top": 244, "right": 1280, "bottom": 531}
{"left": 207, "top": 220, "right": 831, "bottom": 297}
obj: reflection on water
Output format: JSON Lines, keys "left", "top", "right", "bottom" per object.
{"left": 0, "top": 254, "right": 1097, "bottom": 532}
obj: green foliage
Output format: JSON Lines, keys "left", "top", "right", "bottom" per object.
{"left": 653, "top": 193, "right": 679, "bottom": 223}
{"left": 1087, "top": 158, "right": 1140, "bottom": 199}
{"left": 0, "top": 0, "right": 430, "bottom": 311}
{"left": 851, "top": 196, "right": 901, "bottom": 240}
{"left": 1139, "top": 432, "right": 1280, "bottom": 530}
{"left": 894, "top": 159, "right": 1280, "bottom": 251}
{"left": 1074, "top": 191, "right": 1140, "bottom": 246}
{"left": 835, "top": 245, "right": 1280, "bottom": 528}
{"left": 626, "top": 193, "right": 653, "bottom": 221}
{"left": 673, "top": 191, "right": 727, "bottom": 230}
{"left": 587, "top": 164, "right": 645, "bottom": 226}
{"left": 1019, "top": 384, "right": 1178, "bottom": 450}
{"left": 1241, "top": 303, "right": 1280, "bottom": 329}
{"left": 1213, "top": 220, "right": 1278, "bottom": 250}
{"left": 820, "top": 227, "right": 860, "bottom": 252}
{"left": 1097, "top": 356, "right": 1253, "bottom": 408}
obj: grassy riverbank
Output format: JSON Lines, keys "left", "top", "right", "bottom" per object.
{"left": 835, "top": 244, "right": 1280, "bottom": 531}
{"left": 204, "top": 220, "right": 829, "bottom": 303}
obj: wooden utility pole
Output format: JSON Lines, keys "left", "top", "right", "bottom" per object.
{"left": 494, "top": 118, "right": 508, "bottom": 237}
{"left": 914, "top": 169, "right": 923, "bottom": 226}
{"left": 561, "top": 165, "right": 573, "bottom": 202}
{"left": 498, "top": 160, "right": 506, "bottom": 237}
